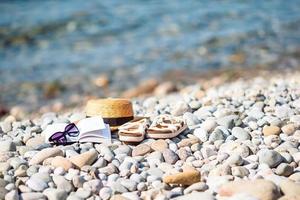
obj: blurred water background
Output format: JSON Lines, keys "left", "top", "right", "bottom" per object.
{"left": 1, "top": 0, "right": 300, "bottom": 111}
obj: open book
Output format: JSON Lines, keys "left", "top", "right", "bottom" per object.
{"left": 43, "top": 117, "right": 111, "bottom": 144}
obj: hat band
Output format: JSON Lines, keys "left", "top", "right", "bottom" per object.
{"left": 102, "top": 116, "right": 134, "bottom": 126}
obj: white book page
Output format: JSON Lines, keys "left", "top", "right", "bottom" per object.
{"left": 77, "top": 116, "right": 106, "bottom": 133}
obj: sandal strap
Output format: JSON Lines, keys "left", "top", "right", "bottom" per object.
{"left": 118, "top": 118, "right": 149, "bottom": 136}
{"left": 149, "top": 115, "right": 185, "bottom": 133}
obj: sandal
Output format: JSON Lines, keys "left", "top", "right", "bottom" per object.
{"left": 118, "top": 118, "right": 150, "bottom": 142}
{"left": 147, "top": 115, "right": 187, "bottom": 139}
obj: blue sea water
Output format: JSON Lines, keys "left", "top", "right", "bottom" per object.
{"left": 0, "top": 0, "right": 300, "bottom": 107}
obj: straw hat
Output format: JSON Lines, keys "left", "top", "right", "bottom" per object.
{"left": 85, "top": 98, "right": 134, "bottom": 131}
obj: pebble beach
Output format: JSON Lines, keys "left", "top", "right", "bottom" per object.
{"left": 1, "top": 71, "right": 300, "bottom": 200}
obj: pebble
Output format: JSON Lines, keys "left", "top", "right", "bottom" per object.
{"left": 171, "top": 101, "right": 192, "bottom": 116}
{"left": 114, "top": 145, "right": 132, "bottom": 156}
{"left": 258, "top": 149, "right": 283, "bottom": 168}
{"left": 52, "top": 175, "right": 73, "bottom": 193}
{"left": 27, "top": 177, "right": 48, "bottom": 192}
{"left": 20, "top": 192, "right": 46, "bottom": 200}
{"left": 209, "top": 129, "right": 225, "bottom": 142}
{"left": 9, "top": 157, "right": 26, "bottom": 169}
{"left": 263, "top": 125, "right": 281, "bottom": 136}
{"left": 275, "top": 163, "right": 294, "bottom": 176}
{"left": 0, "top": 121, "right": 12, "bottom": 133}
{"left": 29, "top": 147, "right": 63, "bottom": 165}
{"left": 226, "top": 154, "right": 244, "bottom": 166}
{"left": 0, "top": 141, "right": 16, "bottom": 152}
{"left": 69, "top": 149, "right": 98, "bottom": 169}
{"left": 281, "top": 124, "right": 296, "bottom": 135}
{"left": 25, "top": 136, "right": 45, "bottom": 149}
{"left": 74, "top": 188, "right": 92, "bottom": 199}
{"left": 99, "top": 187, "right": 112, "bottom": 200}
{"left": 43, "top": 188, "right": 68, "bottom": 200}
{"left": 151, "top": 140, "right": 168, "bottom": 152}
{"left": 120, "top": 179, "right": 137, "bottom": 192}
{"left": 231, "top": 166, "right": 250, "bottom": 178}
{"left": 82, "top": 179, "right": 103, "bottom": 194}
{"left": 5, "top": 190, "right": 19, "bottom": 200}
{"left": 163, "top": 170, "right": 200, "bottom": 186}
{"left": 193, "top": 128, "right": 208, "bottom": 142}
{"left": 219, "top": 179, "right": 280, "bottom": 200}
{"left": 280, "top": 180, "right": 300, "bottom": 197}
{"left": 232, "top": 127, "right": 251, "bottom": 140}
{"left": 177, "top": 148, "right": 191, "bottom": 161}
{"left": 183, "top": 182, "right": 208, "bottom": 194}
{"left": 110, "top": 182, "right": 128, "bottom": 194}
{"left": 51, "top": 156, "right": 74, "bottom": 171}
{"left": 172, "top": 191, "right": 215, "bottom": 200}
{"left": 132, "top": 144, "right": 151, "bottom": 157}
{"left": 201, "top": 119, "right": 217, "bottom": 133}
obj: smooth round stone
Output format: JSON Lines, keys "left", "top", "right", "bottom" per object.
{"left": 0, "top": 121, "right": 12, "bottom": 133}
{"left": 119, "top": 161, "right": 132, "bottom": 172}
{"left": 169, "top": 143, "right": 178, "bottom": 152}
{"left": 108, "top": 174, "right": 120, "bottom": 183}
{"left": 201, "top": 119, "right": 217, "bottom": 133}
{"left": 99, "top": 187, "right": 112, "bottom": 200}
{"left": 193, "top": 128, "right": 208, "bottom": 142}
{"left": 183, "top": 182, "right": 208, "bottom": 194}
{"left": 31, "top": 173, "right": 51, "bottom": 183}
{"left": 130, "top": 173, "right": 145, "bottom": 183}
{"left": 26, "top": 177, "right": 48, "bottom": 192}
{"left": 9, "top": 157, "right": 27, "bottom": 169}
{"left": 137, "top": 182, "right": 147, "bottom": 191}
{"left": 113, "top": 145, "right": 132, "bottom": 156}
{"left": 171, "top": 101, "right": 191, "bottom": 116}
{"left": 281, "top": 124, "right": 296, "bottom": 135}
{"left": 83, "top": 179, "right": 103, "bottom": 194}
{"left": 52, "top": 175, "right": 73, "bottom": 193}
{"left": 110, "top": 182, "right": 128, "bottom": 194}
{"left": 20, "top": 192, "right": 46, "bottom": 200}
{"left": 232, "top": 127, "right": 251, "bottom": 140}
{"left": 162, "top": 149, "right": 178, "bottom": 164}
{"left": 226, "top": 154, "right": 244, "bottom": 166}
{"left": 26, "top": 166, "right": 38, "bottom": 177}
{"left": 231, "top": 166, "right": 249, "bottom": 178}
{"left": 191, "top": 143, "right": 201, "bottom": 152}
{"left": 183, "top": 112, "right": 200, "bottom": 127}
{"left": 263, "top": 125, "right": 281, "bottom": 136}
{"left": 75, "top": 188, "right": 91, "bottom": 199}
{"left": 209, "top": 129, "right": 225, "bottom": 142}
{"left": 120, "top": 179, "right": 137, "bottom": 191}
{"left": 0, "top": 141, "right": 16, "bottom": 152}
{"left": 132, "top": 144, "right": 151, "bottom": 157}
{"left": 177, "top": 148, "right": 191, "bottom": 161}
{"left": 72, "top": 176, "right": 84, "bottom": 188}
{"left": 275, "top": 163, "right": 294, "bottom": 177}
{"left": 201, "top": 146, "right": 217, "bottom": 159}
{"left": 258, "top": 149, "right": 283, "bottom": 168}
{"left": 92, "top": 157, "right": 107, "bottom": 168}
{"left": 54, "top": 167, "right": 66, "bottom": 176}
{"left": 13, "top": 165, "right": 27, "bottom": 177}
{"left": 216, "top": 115, "right": 236, "bottom": 129}
{"left": 43, "top": 188, "right": 68, "bottom": 200}
{"left": 151, "top": 140, "right": 168, "bottom": 152}
{"left": 5, "top": 190, "right": 19, "bottom": 200}
{"left": 189, "top": 100, "right": 202, "bottom": 110}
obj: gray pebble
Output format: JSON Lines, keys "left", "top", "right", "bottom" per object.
{"left": 258, "top": 149, "right": 283, "bottom": 168}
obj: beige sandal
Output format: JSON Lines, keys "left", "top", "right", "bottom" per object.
{"left": 118, "top": 118, "right": 150, "bottom": 142}
{"left": 147, "top": 115, "right": 187, "bottom": 139}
